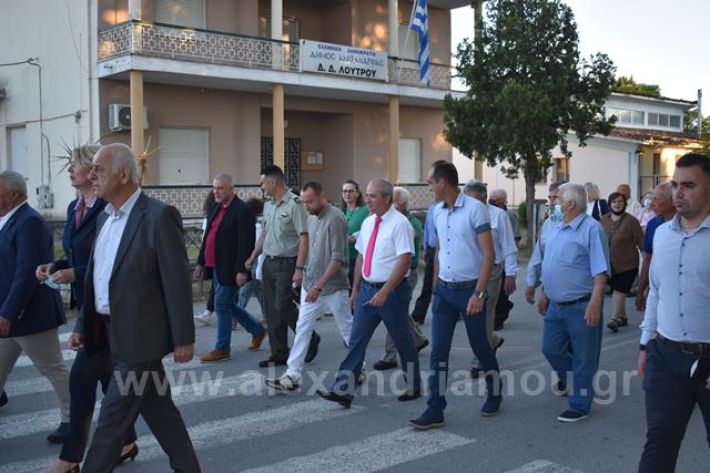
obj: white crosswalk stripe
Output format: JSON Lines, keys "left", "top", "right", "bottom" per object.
{"left": 241, "top": 427, "right": 475, "bottom": 473}
{"left": 503, "top": 460, "right": 584, "bottom": 473}
{"left": 0, "top": 371, "right": 266, "bottom": 440}
{"left": 0, "top": 400, "right": 364, "bottom": 473}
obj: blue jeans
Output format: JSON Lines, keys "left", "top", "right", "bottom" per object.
{"left": 428, "top": 283, "right": 500, "bottom": 412}
{"left": 542, "top": 301, "right": 603, "bottom": 415}
{"left": 214, "top": 279, "right": 266, "bottom": 353}
{"left": 237, "top": 278, "right": 265, "bottom": 316}
{"left": 638, "top": 338, "right": 710, "bottom": 473}
{"left": 60, "top": 349, "right": 137, "bottom": 463}
{"left": 331, "top": 280, "right": 421, "bottom": 399}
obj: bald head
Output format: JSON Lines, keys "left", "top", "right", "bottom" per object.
{"left": 489, "top": 188, "right": 507, "bottom": 207}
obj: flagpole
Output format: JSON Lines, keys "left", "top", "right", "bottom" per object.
{"left": 397, "top": 0, "right": 419, "bottom": 79}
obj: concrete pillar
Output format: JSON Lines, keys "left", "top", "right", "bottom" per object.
{"left": 128, "top": 0, "right": 142, "bottom": 21}
{"left": 388, "top": 0, "right": 398, "bottom": 56}
{"left": 272, "top": 84, "right": 285, "bottom": 170}
{"left": 389, "top": 95, "right": 400, "bottom": 182}
{"left": 473, "top": 1, "right": 483, "bottom": 39}
{"left": 129, "top": 70, "right": 144, "bottom": 157}
{"left": 271, "top": 0, "right": 285, "bottom": 170}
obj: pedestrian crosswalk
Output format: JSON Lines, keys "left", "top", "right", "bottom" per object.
{"left": 1, "top": 328, "right": 600, "bottom": 473}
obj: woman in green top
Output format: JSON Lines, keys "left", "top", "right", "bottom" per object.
{"left": 340, "top": 179, "right": 370, "bottom": 287}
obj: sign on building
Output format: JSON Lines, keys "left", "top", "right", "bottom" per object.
{"left": 299, "top": 40, "right": 388, "bottom": 81}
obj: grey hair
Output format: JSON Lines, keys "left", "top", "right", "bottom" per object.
{"left": 463, "top": 179, "right": 487, "bottom": 196}
{"left": 0, "top": 170, "right": 28, "bottom": 198}
{"left": 99, "top": 143, "right": 139, "bottom": 184}
{"left": 489, "top": 188, "right": 507, "bottom": 201}
{"left": 655, "top": 181, "right": 673, "bottom": 200}
{"left": 72, "top": 144, "right": 101, "bottom": 169}
{"left": 559, "top": 183, "right": 587, "bottom": 212}
{"left": 369, "top": 178, "right": 394, "bottom": 201}
{"left": 393, "top": 186, "right": 410, "bottom": 204}
{"left": 549, "top": 180, "right": 566, "bottom": 192}
{"left": 213, "top": 173, "right": 234, "bottom": 187}
{"left": 584, "top": 182, "right": 600, "bottom": 201}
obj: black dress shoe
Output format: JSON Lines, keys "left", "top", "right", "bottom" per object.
{"left": 417, "top": 339, "right": 430, "bottom": 352}
{"left": 316, "top": 389, "right": 352, "bottom": 408}
{"left": 47, "top": 422, "right": 69, "bottom": 444}
{"left": 305, "top": 332, "right": 321, "bottom": 363}
{"left": 397, "top": 390, "right": 421, "bottom": 402}
{"left": 115, "top": 443, "right": 139, "bottom": 466}
{"left": 494, "top": 337, "right": 505, "bottom": 352}
{"left": 0, "top": 390, "right": 7, "bottom": 408}
{"left": 373, "top": 360, "right": 398, "bottom": 371}
{"left": 258, "top": 357, "right": 287, "bottom": 368}
{"left": 470, "top": 364, "right": 482, "bottom": 378}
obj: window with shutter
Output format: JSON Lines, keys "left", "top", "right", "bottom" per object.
{"left": 158, "top": 128, "right": 210, "bottom": 185}
{"left": 398, "top": 138, "right": 421, "bottom": 183}
{"left": 155, "top": 0, "right": 206, "bottom": 29}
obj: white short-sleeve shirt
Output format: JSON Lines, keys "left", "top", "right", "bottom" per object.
{"left": 355, "top": 205, "right": 414, "bottom": 283}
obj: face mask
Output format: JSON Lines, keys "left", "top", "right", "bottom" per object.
{"left": 552, "top": 204, "right": 563, "bottom": 220}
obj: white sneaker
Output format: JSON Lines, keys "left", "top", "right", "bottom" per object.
{"left": 194, "top": 310, "right": 215, "bottom": 326}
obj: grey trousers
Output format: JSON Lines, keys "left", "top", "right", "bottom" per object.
{"left": 0, "top": 328, "right": 70, "bottom": 422}
{"left": 383, "top": 271, "right": 427, "bottom": 362}
{"left": 262, "top": 256, "right": 299, "bottom": 361}
{"left": 82, "top": 358, "right": 201, "bottom": 473}
{"left": 485, "top": 264, "right": 503, "bottom": 349}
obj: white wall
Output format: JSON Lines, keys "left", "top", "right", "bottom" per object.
{"left": 0, "top": 0, "right": 95, "bottom": 219}
{"left": 454, "top": 134, "right": 639, "bottom": 206}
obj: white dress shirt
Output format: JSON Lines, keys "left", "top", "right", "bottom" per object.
{"left": 0, "top": 200, "right": 27, "bottom": 232}
{"left": 640, "top": 214, "right": 710, "bottom": 345}
{"left": 93, "top": 188, "right": 142, "bottom": 314}
{"left": 488, "top": 203, "right": 518, "bottom": 275}
{"left": 435, "top": 193, "right": 491, "bottom": 282}
{"left": 355, "top": 205, "right": 414, "bottom": 283}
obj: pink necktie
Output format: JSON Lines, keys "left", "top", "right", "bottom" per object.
{"left": 363, "top": 216, "right": 382, "bottom": 278}
{"left": 74, "top": 198, "right": 85, "bottom": 228}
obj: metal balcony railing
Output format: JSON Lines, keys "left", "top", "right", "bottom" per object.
{"left": 98, "top": 21, "right": 455, "bottom": 91}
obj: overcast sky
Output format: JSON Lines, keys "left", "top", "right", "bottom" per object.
{"left": 451, "top": 0, "right": 708, "bottom": 108}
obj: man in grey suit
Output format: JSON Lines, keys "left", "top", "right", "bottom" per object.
{"left": 80, "top": 143, "right": 200, "bottom": 473}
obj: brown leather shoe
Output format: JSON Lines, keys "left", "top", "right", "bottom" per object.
{"left": 200, "top": 350, "right": 231, "bottom": 363}
{"left": 248, "top": 331, "right": 267, "bottom": 351}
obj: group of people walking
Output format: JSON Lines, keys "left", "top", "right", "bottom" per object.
{"left": 0, "top": 142, "right": 708, "bottom": 473}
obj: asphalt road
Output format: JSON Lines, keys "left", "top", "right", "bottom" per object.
{"left": 1, "top": 272, "right": 707, "bottom": 472}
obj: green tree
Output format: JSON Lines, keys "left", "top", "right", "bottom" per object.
{"left": 613, "top": 76, "right": 661, "bottom": 98}
{"left": 444, "top": 0, "right": 616, "bottom": 246}
{"left": 684, "top": 108, "right": 710, "bottom": 154}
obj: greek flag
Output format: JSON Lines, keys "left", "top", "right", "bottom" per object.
{"left": 410, "top": 0, "right": 431, "bottom": 85}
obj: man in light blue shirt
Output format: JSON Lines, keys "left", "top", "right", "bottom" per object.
{"left": 637, "top": 153, "right": 710, "bottom": 473}
{"left": 531, "top": 183, "right": 609, "bottom": 423}
{"left": 410, "top": 161, "right": 500, "bottom": 430}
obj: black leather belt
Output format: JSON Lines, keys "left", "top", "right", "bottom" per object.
{"left": 362, "top": 281, "right": 387, "bottom": 289}
{"left": 97, "top": 312, "right": 111, "bottom": 322}
{"left": 657, "top": 334, "right": 710, "bottom": 355}
{"left": 437, "top": 279, "right": 477, "bottom": 289}
{"left": 265, "top": 255, "right": 297, "bottom": 260}
{"left": 556, "top": 294, "right": 591, "bottom": 306}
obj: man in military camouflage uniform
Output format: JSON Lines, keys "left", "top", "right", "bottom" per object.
{"left": 246, "top": 165, "right": 319, "bottom": 368}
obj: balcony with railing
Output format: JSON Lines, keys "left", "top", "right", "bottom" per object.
{"left": 98, "top": 21, "right": 455, "bottom": 91}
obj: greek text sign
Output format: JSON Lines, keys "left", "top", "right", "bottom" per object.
{"left": 299, "top": 40, "right": 388, "bottom": 81}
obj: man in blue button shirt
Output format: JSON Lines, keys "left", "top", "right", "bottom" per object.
{"left": 532, "top": 183, "right": 609, "bottom": 423}
{"left": 410, "top": 161, "right": 500, "bottom": 430}
{"left": 637, "top": 153, "right": 710, "bottom": 473}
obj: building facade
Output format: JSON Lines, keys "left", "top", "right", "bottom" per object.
{"left": 456, "top": 92, "right": 700, "bottom": 204}
{"left": 1, "top": 0, "right": 468, "bottom": 218}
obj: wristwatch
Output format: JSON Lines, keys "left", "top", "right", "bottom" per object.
{"left": 474, "top": 289, "right": 488, "bottom": 300}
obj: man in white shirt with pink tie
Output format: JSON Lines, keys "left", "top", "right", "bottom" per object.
{"left": 317, "top": 178, "right": 422, "bottom": 408}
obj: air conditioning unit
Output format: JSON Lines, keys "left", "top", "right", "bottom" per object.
{"left": 108, "top": 104, "right": 148, "bottom": 132}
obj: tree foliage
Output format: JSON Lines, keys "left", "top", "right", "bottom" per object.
{"left": 443, "top": 0, "right": 616, "bottom": 244}
{"left": 613, "top": 76, "right": 661, "bottom": 98}
{"left": 684, "top": 108, "right": 710, "bottom": 154}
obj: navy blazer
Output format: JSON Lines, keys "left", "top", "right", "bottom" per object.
{"left": 197, "top": 197, "right": 256, "bottom": 287}
{"left": 0, "top": 203, "right": 66, "bottom": 337}
{"left": 54, "top": 197, "right": 107, "bottom": 308}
